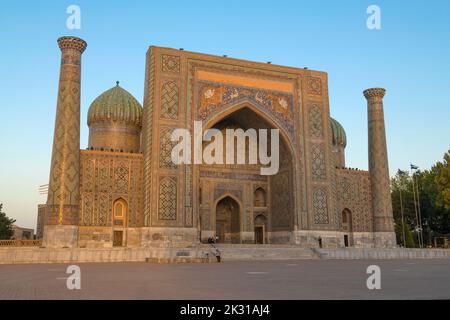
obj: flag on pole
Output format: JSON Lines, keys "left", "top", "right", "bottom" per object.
{"left": 410, "top": 164, "right": 419, "bottom": 170}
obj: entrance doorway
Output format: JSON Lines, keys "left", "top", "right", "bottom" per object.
{"left": 113, "top": 231, "right": 123, "bottom": 247}
{"left": 112, "top": 198, "right": 127, "bottom": 247}
{"left": 254, "top": 214, "right": 267, "bottom": 244}
{"left": 215, "top": 196, "right": 240, "bottom": 244}
{"left": 255, "top": 226, "right": 264, "bottom": 244}
{"left": 344, "top": 234, "right": 349, "bottom": 247}
{"left": 342, "top": 209, "right": 353, "bottom": 247}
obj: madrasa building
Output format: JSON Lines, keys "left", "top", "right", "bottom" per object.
{"left": 40, "top": 36, "right": 396, "bottom": 249}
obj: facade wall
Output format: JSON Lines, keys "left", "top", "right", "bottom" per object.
{"left": 199, "top": 169, "right": 269, "bottom": 244}
{"left": 36, "top": 204, "right": 45, "bottom": 239}
{"left": 78, "top": 150, "right": 143, "bottom": 247}
{"left": 42, "top": 42, "right": 382, "bottom": 248}
{"left": 335, "top": 168, "right": 374, "bottom": 247}
{"left": 141, "top": 46, "right": 339, "bottom": 243}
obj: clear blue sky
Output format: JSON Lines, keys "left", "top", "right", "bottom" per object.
{"left": 0, "top": 0, "right": 449, "bottom": 229}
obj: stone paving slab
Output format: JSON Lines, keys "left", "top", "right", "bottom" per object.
{"left": 0, "top": 260, "right": 449, "bottom": 299}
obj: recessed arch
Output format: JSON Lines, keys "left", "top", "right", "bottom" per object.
{"left": 202, "top": 100, "right": 296, "bottom": 160}
{"left": 113, "top": 198, "right": 128, "bottom": 220}
{"left": 254, "top": 187, "right": 267, "bottom": 207}
{"left": 197, "top": 101, "right": 298, "bottom": 243}
{"left": 214, "top": 195, "right": 242, "bottom": 244}
{"left": 342, "top": 208, "right": 353, "bottom": 232}
{"left": 342, "top": 208, "right": 353, "bottom": 247}
{"left": 254, "top": 214, "right": 268, "bottom": 244}
{"left": 112, "top": 198, "right": 128, "bottom": 247}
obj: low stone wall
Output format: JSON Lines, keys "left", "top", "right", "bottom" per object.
{"left": 1, "top": 246, "right": 449, "bottom": 264}
{"left": 0, "top": 247, "right": 211, "bottom": 265}
{"left": 212, "top": 245, "right": 318, "bottom": 261}
{"left": 315, "top": 248, "right": 450, "bottom": 260}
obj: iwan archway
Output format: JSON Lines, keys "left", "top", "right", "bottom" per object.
{"left": 197, "top": 102, "right": 297, "bottom": 244}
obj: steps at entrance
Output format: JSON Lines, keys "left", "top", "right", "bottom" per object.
{"left": 199, "top": 244, "right": 319, "bottom": 261}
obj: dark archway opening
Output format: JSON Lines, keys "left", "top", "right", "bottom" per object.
{"left": 215, "top": 196, "right": 240, "bottom": 244}
{"left": 200, "top": 106, "right": 295, "bottom": 244}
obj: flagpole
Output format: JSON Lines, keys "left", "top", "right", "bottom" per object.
{"left": 410, "top": 166, "right": 422, "bottom": 248}
{"left": 415, "top": 175, "right": 424, "bottom": 248}
{"left": 400, "top": 186, "right": 406, "bottom": 247}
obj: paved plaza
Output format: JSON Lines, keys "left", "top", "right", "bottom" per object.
{"left": 0, "top": 259, "right": 449, "bottom": 300}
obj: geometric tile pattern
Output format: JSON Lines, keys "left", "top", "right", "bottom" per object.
{"left": 82, "top": 193, "right": 93, "bottom": 225}
{"left": 159, "top": 127, "right": 177, "bottom": 169}
{"left": 114, "top": 161, "right": 129, "bottom": 194}
{"left": 160, "top": 81, "right": 179, "bottom": 119}
{"left": 313, "top": 187, "right": 328, "bottom": 224}
{"left": 162, "top": 54, "right": 180, "bottom": 73}
{"left": 308, "top": 103, "right": 323, "bottom": 138}
{"left": 336, "top": 169, "right": 373, "bottom": 232}
{"left": 80, "top": 152, "right": 143, "bottom": 227}
{"left": 158, "top": 177, "right": 177, "bottom": 220}
{"left": 307, "top": 77, "right": 322, "bottom": 95}
{"left": 311, "top": 144, "right": 326, "bottom": 180}
{"left": 270, "top": 170, "right": 292, "bottom": 230}
{"left": 98, "top": 194, "right": 109, "bottom": 226}
{"left": 143, "top": 49, "right": 156, "bottom": 226}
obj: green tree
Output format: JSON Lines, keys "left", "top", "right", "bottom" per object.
{"left": 417, "top": 152, "right": 450, "bottom": 239}
{"left": 395, "top": 222, "right": 415, "bottom": 248}
{"left": 0, "top": 204, "right": 16, "bottom": 240}
{"left": 391, "top": 150, "right": 450, "bottom": 247}
{"left": 404, "top": 223, "right": 415, "bottom": 248}
{"left": 391, "top": 170, "right": 418, "bottom": 247}
{"left": 433, "top": 151, "right": 450, "bottom": 210}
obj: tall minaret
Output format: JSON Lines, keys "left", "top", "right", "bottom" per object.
{"left": 44, "top": 36, "right": 87, "bottom": 248}
{"left": 364, "top": 88, "right": 396, "bottom": 248}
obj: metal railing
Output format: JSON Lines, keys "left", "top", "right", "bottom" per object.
{"left": 0, "top": 240, "right": 42, "bottom": 247}
{"left": 434, "top": 237, "right": 449, "bottom": 249}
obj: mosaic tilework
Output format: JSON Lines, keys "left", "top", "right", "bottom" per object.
{"left": 162, "top": 54, "right": 180, "bottom": 73}
{"left": 160, "top": 81, "right": 179, "bottom": 120}
{"left": 158, "top": 177, "right": 177, "bottom": 220}
{"left": 313, "top": 187, "right": 328, "bottom": 224}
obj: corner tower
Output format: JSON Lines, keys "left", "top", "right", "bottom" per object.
{"left": 364, "top": 88, "right": 396, "bottom": 248}
{"left": 44, "top": 36, "right": 87, "bottom": 247}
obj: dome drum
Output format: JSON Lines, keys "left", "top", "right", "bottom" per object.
{"left": 88, "top": 121, "right": 141, "bottom": 153}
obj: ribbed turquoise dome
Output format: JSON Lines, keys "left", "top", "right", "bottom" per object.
{"left": 87, "top": 82, "right": 143, "bottom": 127}
{"left": 330, "top": 117, "right": 347, "bottom": 147}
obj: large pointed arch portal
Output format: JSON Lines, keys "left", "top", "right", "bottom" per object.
{"left": 197, "top": 102, "right": 297, "bottom": 244}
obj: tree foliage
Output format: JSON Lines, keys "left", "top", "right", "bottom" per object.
{"left": 391, "top": 150, "right": 450, "bottom": 247}
{"left": 0, "top": 203, "right": 16, "bottom": 240}
{"left": 394, "top": 219, "right": 415, "bottom": 248}
{"left": 433, "top": 151, "right": 450, "bottom": 210}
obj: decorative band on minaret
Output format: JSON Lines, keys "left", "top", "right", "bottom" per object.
{"left": 363, "top": 88, "right": 396, "bottom": 247}
{"left": 46, "top": 37, "right": 87, "bottom": 229}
